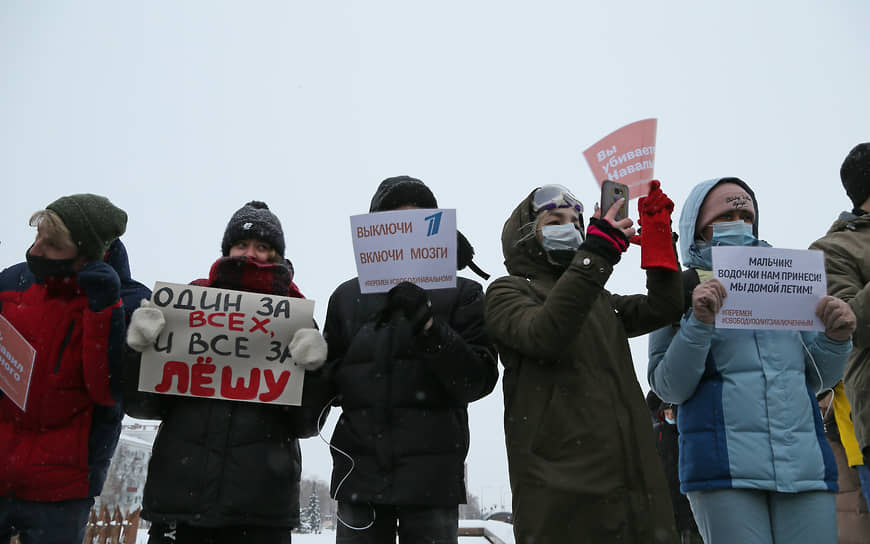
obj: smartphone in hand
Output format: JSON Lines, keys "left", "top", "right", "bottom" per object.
{"left": 600, "top": 180, "right": 629, "bottom": 222}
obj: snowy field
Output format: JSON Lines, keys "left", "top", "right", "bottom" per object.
{"left": 136, "top": 520, "right": 514, "bottom": 543}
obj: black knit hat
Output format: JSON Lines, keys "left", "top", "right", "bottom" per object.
{"left": 221, "top": 201, "right": 285, "bottom": 257}
{"left": 46, "top": 193, "right": 127, "bottom": 260}
{"left": 369, "top": 176, "right": 438, "bottom": 212}
{"left": 368, "top": 176, "right": 490, "bottom": 279}
{"left": 841, "top": 143, "right": 870, "bottom": 208}
{"left": 645, "top": 390, "right": 663, "bottom": 416}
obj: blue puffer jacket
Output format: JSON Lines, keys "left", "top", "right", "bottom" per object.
{"left": 648, "top": 177, "right": 850, "bottom": 494}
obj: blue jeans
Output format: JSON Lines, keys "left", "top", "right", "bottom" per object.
{"left": 0, "top": 496, "right": 93, "bottom": 544}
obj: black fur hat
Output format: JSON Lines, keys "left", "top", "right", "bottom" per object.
{"left": 221, "top": 201, "right": 285, "bottom": 257}
{"left": 841, "top": 143, "right": 870, "bottom": 208}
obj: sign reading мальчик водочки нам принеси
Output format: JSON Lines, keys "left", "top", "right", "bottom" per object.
{"left": 712, "top": 246, "right": 826, "bottom": 332}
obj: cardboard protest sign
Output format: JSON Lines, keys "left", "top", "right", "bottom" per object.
{"left": 139, "top": 282, "right": 315, "bottom": 405}
{"left": 583, "top": 118, "right": 657, "bottom": 199}
{"left": 0, "top": 315, "right": 36, "bottom": 411}
{"left": 712, "top": 247, "right": 826, "bottom": 331}
{"left": 351, "top": 208, "right": 457, "bottom": 294}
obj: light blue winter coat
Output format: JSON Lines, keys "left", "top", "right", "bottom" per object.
{"left": 647, "top": 177, "right": 850, "bottom": 494}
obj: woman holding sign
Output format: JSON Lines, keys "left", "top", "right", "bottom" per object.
{"left": 648, "top": 178, "right": 856, "bottom": 544}
{"left": 485, "top": 181, "right": 683, "bottom": 543}
{"left": 125, "top": 201, "right": 330, "bottom": 544}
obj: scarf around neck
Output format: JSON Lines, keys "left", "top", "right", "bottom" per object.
{"left": 193, "top": 256, "right": 304, "bottom": 298}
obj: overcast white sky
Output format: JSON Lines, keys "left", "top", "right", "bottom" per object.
{"left": 2, "top": 1, "right": 869, "bottom": 510}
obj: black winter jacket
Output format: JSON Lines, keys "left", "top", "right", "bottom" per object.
{"left": 123, "top": 257, "right": 329, "bottom": 529}
{"left": 323, "top": 277, "right": 498, "bottom": 506}
{"left": 653, "top": 419, "right": 697, "bottom": 534}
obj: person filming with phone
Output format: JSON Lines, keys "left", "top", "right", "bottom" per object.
{"left": 485, "top": 180, "right": 683, "bottom": 543}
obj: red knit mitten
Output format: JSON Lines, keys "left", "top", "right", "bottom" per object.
{"left": 629, "top": 180, "right": 678, "bottom": 271}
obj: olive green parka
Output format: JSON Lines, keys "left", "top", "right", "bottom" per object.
{"left": 811, "top": 211, "right": 870, "bottom": 458}
{"left": 485, "top": 190, "right": 682, "bottom": 543}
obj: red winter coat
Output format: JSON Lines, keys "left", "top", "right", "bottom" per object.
{"left": 0, "top": 264, "right": 125, "bottom": 501}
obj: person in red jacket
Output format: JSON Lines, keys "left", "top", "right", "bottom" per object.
{"left": 0, "top": 194, "right": 129, "bottom": 544}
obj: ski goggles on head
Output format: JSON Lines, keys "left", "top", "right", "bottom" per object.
{"left": 531, "top": 184, "right": 584, "bottom": 216}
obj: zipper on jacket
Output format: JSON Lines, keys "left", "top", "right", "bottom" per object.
{"left": 55, "top": 321, "right": 75, "bottom": 374}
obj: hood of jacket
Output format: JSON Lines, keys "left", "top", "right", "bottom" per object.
{"left": 824, "top": 209, "right": 870, "bottom": 235}
{"left": 105, "top": 239, "right": 151, "bottom": 320}
{"left": 501, "top": 188, "right": 572, "bottom": 280}
{"left": 678, "top": 177, "right": 759, "bottom": 269}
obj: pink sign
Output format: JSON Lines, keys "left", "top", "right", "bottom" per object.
{"left": 0, "top": 314, "right": 36, "bottom": 411}
{"left": 583, "top": 118, "right": 658, "bottom": 199}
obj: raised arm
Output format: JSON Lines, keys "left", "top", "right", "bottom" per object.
{"left": 486, "top": 249, "right": 615, "bottom": 363}
{"left": 610, "top": 267, "right": 683, "bottom": 338}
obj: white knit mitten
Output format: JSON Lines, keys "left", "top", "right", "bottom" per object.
{"left": 289, "top": 328, "right": 328, "bottom": 371}
{"left": 127, "top": 299, "right": 166, "bottom": 352}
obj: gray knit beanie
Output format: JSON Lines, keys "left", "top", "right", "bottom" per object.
{"left": 221, "top": 201, "right": 285, "bottom": 257}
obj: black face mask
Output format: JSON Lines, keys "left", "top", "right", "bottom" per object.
{"left": 26, "top": 249, "right": 78, "bottom": 280}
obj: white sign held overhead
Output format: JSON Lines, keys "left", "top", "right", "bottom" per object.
{"left": 351, "top": 209, "right": 457, "bottom": 294}
{"left": 712, "top": 246, "right": 827, "bottom": 332}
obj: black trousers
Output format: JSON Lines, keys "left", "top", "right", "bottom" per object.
{"left": 147, "top": 521, "right": 292, "bottom": 544}
{"left": 336, "top": 502, "right": 458, "bottom": 544}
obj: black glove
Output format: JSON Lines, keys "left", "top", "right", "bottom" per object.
{"left": 580, "top": 217, "right": 629, "bottom": 265}
{"left": 383, "top": 281, "right": 433, "bottom": 334}
{"left": 77, "top": 261, "right": 121, "bottom": 312}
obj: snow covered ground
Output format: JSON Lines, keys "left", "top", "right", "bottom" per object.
{"left": 134, "top": 529, "right": 347, "bottom": 543}
{"left": 136, "top": 520, "right": 515, "bottom": 543}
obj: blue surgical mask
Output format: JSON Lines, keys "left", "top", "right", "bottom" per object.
{"left": 689, "top": 220, "right": 762, "bottom": 270}
{"left": 711, "top": 220, "right": 756, "bottom": 247}
{"left": 665, "top": 416, "right": 676, "bottom": 425}
{"left": 688, "top": 239, "right": 713, "bottom": 270}
{"left": 541, "top": 224, "right": 583, "bottom": 252}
